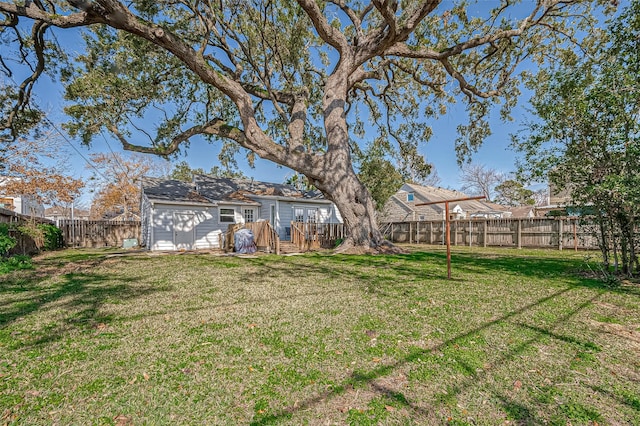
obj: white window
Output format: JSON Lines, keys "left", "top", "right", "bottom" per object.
{"left": 243, "top": 208, "right": 255, "bottom": 223}
{"left": 294, "top": 207, "right": 304, "bottom": 222}
{"left": 219, "top": 208, "right": 235, "bottom": 223}
{"left": 306, "top": 208, "right": 317, "bottom": 223}
{"left": 407, "top": 193, "right": 414, "bottom": 202}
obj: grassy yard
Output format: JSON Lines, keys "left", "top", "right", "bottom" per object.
{"left": 1, "top": 246, "right": 639, "bottom": 425}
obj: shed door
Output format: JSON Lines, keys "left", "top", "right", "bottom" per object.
{"left": 174, "top": 212, "right": 195, "bottom": 250}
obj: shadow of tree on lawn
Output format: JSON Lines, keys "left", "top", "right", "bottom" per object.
{"left": 240, "top": 250, "right": 626, "bottom": 425}
{"left": 1, "top": 266, "right": 163, "bottom": 348}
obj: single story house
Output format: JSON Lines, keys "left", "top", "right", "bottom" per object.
{"left": 140, "top": 175, "right": 342, "bottom": 251}
{"left": 380, "top": 183, "right": 510, "bottom": 222}
{"left": 507, "top": 206, "right": 536, "bottom": 219}
{"left": 45, "top": 206, "right": 91, "bottom": 223}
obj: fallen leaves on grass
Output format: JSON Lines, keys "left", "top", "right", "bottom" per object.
{"left": 114, "top": 414, "right": 131, "bottom": 425}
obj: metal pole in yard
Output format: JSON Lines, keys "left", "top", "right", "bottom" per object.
{"left": 416, "top": 195, "right": 485, "bottom": 279}
{"left": 71, "top": 200, "right": 75, "bottom": 248}
{"left": 445, "top": 202, "right": 451, "bottom": 279}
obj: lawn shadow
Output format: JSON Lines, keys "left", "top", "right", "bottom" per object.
{"left": 248, "top": 258, "right": 607, "bottom": 424}
{"left": 1, "top": 260, "right": 164, "bottom": 348}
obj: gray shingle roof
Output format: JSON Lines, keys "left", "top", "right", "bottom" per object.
{"left": 141, "top": 177, "right": 211, "bottom": 204}
{"left": 142, "top": 175, "right": 326, "bottom": 205}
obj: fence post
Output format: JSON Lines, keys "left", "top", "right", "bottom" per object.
{"left": 517, "top": 219, "right": 522, "bottom": 249}
{"left": 483, "top": 220, "right": 487, "bottom": 248}
{"left": 409, "top": 222, "right": 413, "bottom": 244}
{"left": 453, "top": 220, "right": 458, "bottom": 246}
{"left": 429, "top": 221, "right": 433, "bottom": 244}
{"left": 558, "top": 218, "right": 563, "bottom": 251}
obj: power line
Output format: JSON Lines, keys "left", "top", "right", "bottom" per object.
{"left": 99, "top": 130, "right": 132, "bottom": 181}
{"left": 41, "top": 115, "right": 109, "bottom": 181}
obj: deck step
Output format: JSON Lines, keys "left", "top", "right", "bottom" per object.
{"left": 277, "top": 241, "right": 302, "bottom": 255}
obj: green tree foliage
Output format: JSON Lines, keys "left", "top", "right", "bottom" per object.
{"left": 514, "top": 0, "right": 640, "bottom": 275}
{"left": 494, "top": 179, "right": 535, "bottom": 207}
{"left": 356, "top": 139, "right": 404, "bottom": 211}
{"left": 0, "top": 0, "right": 612, "bottom": 250}
{"left": 169, "top": 160, "right": 246, "bottom": 182}
{"left": 169, "top": 161, "right": 205, "bottom": 182}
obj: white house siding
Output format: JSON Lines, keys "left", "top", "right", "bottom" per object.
{"left": 192, "top": 209, "right": 222, "bottom": 249}
{"left": 148, "top": 204, "right": 222, "bottom": 251}
{"left": 277, "top": 202, "right": 295, "bottom": 239}
{"left": 150, "top": 205, "right": 176, "bottom": 251}
{"left": 259, "top": 202, "right": 274, "bottom": 223}
{"left": 274, "top": 201, "right": 341, "bottom": 240}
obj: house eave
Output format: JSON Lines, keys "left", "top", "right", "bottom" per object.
{"left": 217, "top": 200, "right": 261, "bottom": 206}
{"left": 250, "top": 194, "right": 332, "bottom": 203}
{"left": 149, "top": 198, "right": 217, "bottom": 207}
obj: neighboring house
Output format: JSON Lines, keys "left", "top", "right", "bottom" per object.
{"left": 140, "top": 175, "right": 342, "bottom": 251}
{"left": 535, "top": 182, "right": 573, "bottom": 217}
{"left": 109, "top": 212, "right": 140, "bottom": 222}
{"left": 0, "top": 194, "right": 45, "bottom": 217}
{"left": 44, "top": 206, "right": 91, "bottom": 222}
{"left": 380, "top": 183, "right": 510, "bottom": 222}
{"left": 0, "top": 178, "right": 45, "bottom": 217}
{"left": 507, "top": 206, "right": 536, "bottom": 219}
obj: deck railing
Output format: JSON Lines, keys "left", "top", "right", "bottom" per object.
{"left": 247, "top": 221, "right": 280, "bottom": 254}
{"left": 224, "top": 221, "right": 280, "bottom": 254}
{"left": 290, "top": 222, "right": 345, "bottom": 252}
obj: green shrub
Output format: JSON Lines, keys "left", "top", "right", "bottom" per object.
{"left": 0, "top": 255, "right": 33, "bottom": 274}
{"left": 0, "top": 223, "right": 17, "bottom": 257}
{"left": 38, "top": 223, "right": 64, "bottom": 250}
{"left": 17, "top": 222, "right": 44, "bottom": 249}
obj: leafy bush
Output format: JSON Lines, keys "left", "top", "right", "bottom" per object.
{"left": 38, "top": 223, "right": 64, "bottom": 250}
{"left": 17, "top": 222, "right": 45, "bottom": 249}
{"left": 0, "top": 255, "right": 33, "bottom": 274}
{"left": 0, "top": 223, "right": 17, "bottom": 257}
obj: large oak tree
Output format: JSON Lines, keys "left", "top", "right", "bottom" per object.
{"left": 0, "top": 0, "right": 608, "bottom": 251}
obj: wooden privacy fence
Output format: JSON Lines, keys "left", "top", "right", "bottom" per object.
{"left": 58, "top": 220, "right": 141, "bottom": 248}
{"left": 0, "top": 207, "right": 54, "bottom": 255}
{"left": 382, "top": 217, "right": 600, "bottom": 250}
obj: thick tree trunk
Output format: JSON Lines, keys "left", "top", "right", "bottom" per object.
{"left": 313, "top": 167, "right": 399, "bottom": 254}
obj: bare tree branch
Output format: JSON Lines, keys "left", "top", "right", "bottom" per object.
{"left": 295, "top": 0, "right": 349, "bottom": 53}
{"left": 0, "top": 1, "right": 102, "bottom": 27}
